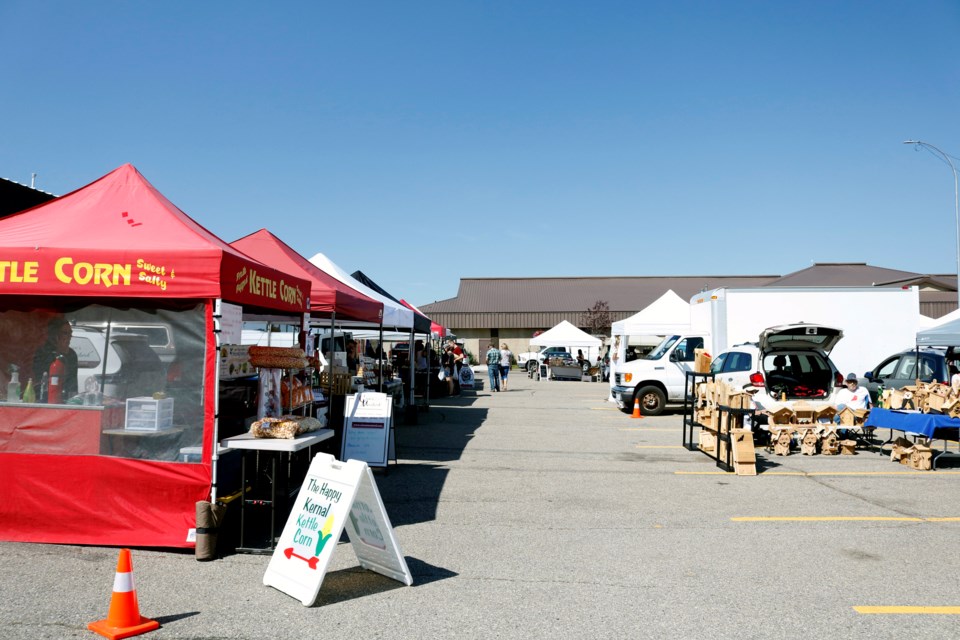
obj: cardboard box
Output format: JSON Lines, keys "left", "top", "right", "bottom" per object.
{"left": 693, "top": 348, "right": 711, "bottom": 373}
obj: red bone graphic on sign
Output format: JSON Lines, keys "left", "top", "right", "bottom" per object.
{"left": 284, "top": 547, "right": 319, "bottom": 569}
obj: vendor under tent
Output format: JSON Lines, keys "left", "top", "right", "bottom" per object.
{"left": 350, "top": 270, "right": 438, "bottom": 411}
{"left": 0, "top": 164, "right": 311, "bottom": 548}
{"left": 531, "top": 320, "right": 602, "bottom": 361}
{"left": 230, "top": 229, "right": 402, "bottom": 418}
{"left": 308, "top": 253, "right": 431, "bottom": 412}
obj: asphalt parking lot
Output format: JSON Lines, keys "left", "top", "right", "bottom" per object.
{"left": 2, "top": 372, "right": 959, "bottom": 639}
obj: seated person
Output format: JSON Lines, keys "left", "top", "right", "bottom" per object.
{"left": 835, "top": 372, "right": 871, "bottom": 412}
{"left": 835, "top": 372, "right": 872, "bottom": 437}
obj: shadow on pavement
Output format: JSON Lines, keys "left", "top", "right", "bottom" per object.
{"left": 311, "top": 558, "right": 456, "bottom": 607}
{"left": 379, "top": 399, "right": 489, "bottom": 527}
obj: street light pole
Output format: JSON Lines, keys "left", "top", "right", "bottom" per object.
{"left": 904, "top": 140, "right": 960, "bottom": 309}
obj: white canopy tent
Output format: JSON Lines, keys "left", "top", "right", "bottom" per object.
{"left": 308, "top": 252, "right": 414, "bottom": 329}
{"left": 611, "top": 289, "right": 691, "bottom": 336}
{"left": 531, "top": 320, "right": 602, "bottom": 361}
{"left": 609, "top": 289, "right": 692, "bottom": 398}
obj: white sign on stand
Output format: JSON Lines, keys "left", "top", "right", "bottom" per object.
{"left": 341, "top": 392, "right": 394, "bottom": 467}
{"left": 263, "top": 453, "right": 412, "bottom": 606}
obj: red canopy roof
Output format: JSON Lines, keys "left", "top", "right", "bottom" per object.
{"left": 400, "top": 299, "right": 446, "bottom": 337}
{"left": 0, "top": 164, "right": 309, "bottom": 313}
{"left": 231, "top": 229, "right": 384, "bottom": 324}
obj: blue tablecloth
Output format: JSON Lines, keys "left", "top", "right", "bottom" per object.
{"left": 864, "top": 408, "right": 960, "bottom": 440}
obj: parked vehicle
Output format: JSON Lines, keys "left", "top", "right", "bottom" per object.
{"left": 71, "top": 327, "right": 166, "bottom": 401}
{"left": 710, "top": 324, "right": 844, "bottom": 412}
{"left": 517, "top": 346, "right": 574, "bottom": 372}
{"left": 860, "top": 347, "right": 951, "bottom": 404}
{"left": 611, "top": 286, "right": 920, "bottom": 416}
{"left": 77, "top": 321, "right": 176, "bottom": 365}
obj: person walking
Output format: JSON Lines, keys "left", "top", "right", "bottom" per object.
{"left": 485, "top": 342, "right": 502, "bottom": 392}
{"left": 499, "top": 343, "right": 513, "bottom": 391}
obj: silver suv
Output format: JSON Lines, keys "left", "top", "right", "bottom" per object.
{"left": 71, "top": 327, "right": 166, "bottom": 400}
{"left": 709, "top": 323, "right": 844, "bottom": 412}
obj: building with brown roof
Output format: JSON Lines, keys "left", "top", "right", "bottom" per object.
{"left": 420, "top": 263, "right": 958, "bottom": 358}
{"left": 0, "top": 177, "right": 55, "bottom": 219}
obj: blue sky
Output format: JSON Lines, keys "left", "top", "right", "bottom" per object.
{"left": 2, "top": 1, "right": 959, "bottom": 306}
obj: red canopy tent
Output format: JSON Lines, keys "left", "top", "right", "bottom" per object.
{"left": 400, "top": 299, "right": 446, "bottom": 338}
{"left": 231, "top": 229, "right": 383, "bottom": 323}
{"left": 0, "top": 164, "right": 311, "bottom": 548}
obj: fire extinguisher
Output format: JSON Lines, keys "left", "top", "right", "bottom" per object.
{"left": 47, "top": 355, "right": 65, "bottom": 404}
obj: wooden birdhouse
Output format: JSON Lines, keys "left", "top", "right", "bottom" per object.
{"left": 908, "top": 442, "right": 933, "bottom": 470}
{"left": 945, "top": 399, "right": 960, "bottom": 419}
{"left": 793, "top": 401, "right": 816, "bottom": 424}
{"left": 769, "top": 407, "right": 795, "bottom": 426}
{"left": 821, "top": 430, "right": 840, "bottom": 455}
{"left": 800, "top": 429, "right": 819, "bottom": 455}
{"left": 839, "top": 439, "right": 857, "bottom": 455}
{"left": 774, "top": 429, "right": 793, "bottom": 456}
{"left": 838, "top": 407, "right": 857, "bottom": 426}
{"left": 815, "top": 406, "right": 837, "bottom": 424}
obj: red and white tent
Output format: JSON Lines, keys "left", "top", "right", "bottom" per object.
{"left": 0, "top": 164, "right": 310, "bottom": 548}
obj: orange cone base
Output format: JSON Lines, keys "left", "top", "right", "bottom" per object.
{"left": 88, "top": 616, "right": 159, "bottom": 640}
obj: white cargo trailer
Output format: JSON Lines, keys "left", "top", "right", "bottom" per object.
{"left": 611, "top": 286, "right": 920, "bottom": 415}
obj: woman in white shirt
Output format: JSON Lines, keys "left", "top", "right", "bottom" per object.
{"left": 499, "top": 344, "right": 513, "bottom": 391}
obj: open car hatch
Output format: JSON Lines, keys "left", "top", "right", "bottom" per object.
{"left": 759, "top": 323, "right": 843, "bottom": 355}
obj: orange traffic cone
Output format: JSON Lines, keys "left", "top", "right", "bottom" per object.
{"left": 631, "top": 398, "right": 644, "bottom": 419}
{"left": 88, "top": 549, "right": 160, "bottom": 640}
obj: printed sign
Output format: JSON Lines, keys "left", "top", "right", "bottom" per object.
{"left": 218, "top": 344, "right": 254, "bottom": 380}
{"left": 263, "top": 454, "right": 412, "bottom": 606}
{"left": 458, "top": 364, "right": 475, "bottom": 390}
{"left": 341, "top": 392, "right": 393, "bottom": 467}
{"left": 217, "top": 302, "right": 243, "bottom": 344}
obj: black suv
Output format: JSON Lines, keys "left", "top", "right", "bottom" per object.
{"left": 861, "top": 348, "right": 951, "bottom": 404}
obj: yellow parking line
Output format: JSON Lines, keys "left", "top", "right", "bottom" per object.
{"left": 590, "top": 407, "right": 621, "bottom": 411}
{"left": 673, "top": 471, "right": 735, "bottom": 475}
{"left": 732, "top": 516, "right": 924, "bottom": 522}
{"left": 621, "top": 428, "right": 678, "bottom": 432}
{"left": 635, "top": 445, "right": 685, "bottom": 449}
{"left": 854, "top": 606, "right": 960, "bottom": 615}
{"left": 674, "top": 470, "right": 960, "bottom": 476}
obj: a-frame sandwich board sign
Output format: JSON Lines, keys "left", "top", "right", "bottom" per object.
{"left": 341, "top": 392, "right": 394, "bottom": 467}
{"left": 263, "top": 453, "right": 412, "bottom": 606}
